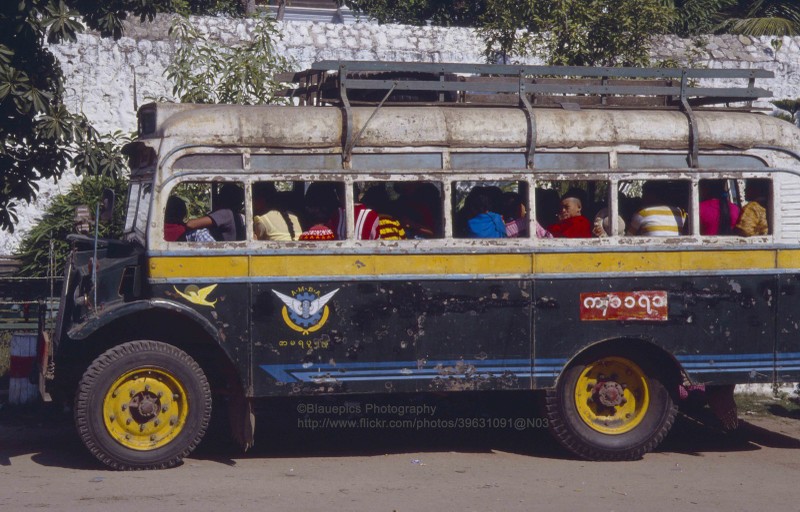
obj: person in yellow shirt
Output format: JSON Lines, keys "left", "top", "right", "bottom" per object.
{"left": 253, "top": 182, "right": 302, "bottom": 241}
{"left": 735, "top": 179, "right": 769, "bottom": 236}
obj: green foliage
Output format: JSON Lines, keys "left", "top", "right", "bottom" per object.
{"left": 719, "top": 0, "right": 800, "bottom": 36}
{"left": 15, "top": 173, "right": 130, "bottom": 278}
{"left": 478, "top": 0, "right": 673, "bottom": 66}
{"left": 0, "top": 0, "right": 247, "bottom": 234}
{"left": 660, "top": 0, "right": 736, "bottom": 37}
{"left": 476, "top": 0, "right": 541, "bottom": 63}
{"left": 771, "top": 99, "right": 800, "bottom": 126}
{"left": 544, "top": 0, "right": 673, "bottom": 67}
{"left": 341, "top": 0, "right": 485, "bottom": 26}
{"left": 165, "top": 14, "right": 293, "bottom": 104}
{"left": 171, "top": 182, "right": 212, "bottom": 218}
{"left": 348, "top": 0, "right": 673, "bottom": 66}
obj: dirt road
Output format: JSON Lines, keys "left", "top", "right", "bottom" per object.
{"left": 1, "top": 394, "right": 799, "bottom": 512}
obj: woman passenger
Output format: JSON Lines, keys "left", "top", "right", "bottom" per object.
{"left": 699, "top": 180, "right": 740, "bottom": 235}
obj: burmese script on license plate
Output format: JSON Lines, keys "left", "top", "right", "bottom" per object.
{"left": 580, "top": 291, "right": 668, "bottom": 321}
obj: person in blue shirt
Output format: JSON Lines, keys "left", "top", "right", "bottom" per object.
{"left": 464, "top": 188, "right": 507, "bottom": 238}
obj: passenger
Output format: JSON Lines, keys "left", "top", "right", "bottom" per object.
{"left": 397, "top": 198, "right": 436, "bottom": 239}
{"left": 699, "top": 180, "right": 740, "bottom": 235}
{"left": 535, "top": 188, "right": 561, "bottom": 230}
{"left": 298, "top": 218, "right": 336, "bottom": 241}
{"left": 396, "top": 182, "right": 441, "bottom": 238}
{"left": 361, "top": 186, "right": 406, "bottom": 240}
{"left": 548, "top": 192, "right": 592, "bottom": 238}
{"left": 735, "top": 179, "right": 770, "bottom": 236}
{"left": 253, "top": 182, "right": 301, "bottom": 241}
{"left": 628, "top": 181, "right": 687, "bottom": 236}
{"left": 184, "top": 183, "right": 246, "bottom": 241}
{"left": 464, "top": 188, "right": 506, "bottom": 238}
{"left": 306, "top": 182, "right": 381, "bottom": 240}
{"left": 164, "top": 196, "right": 188, "bottom": 241}
{"left": 501, "top": 192, "right": 528, "bottom": 238}
{"left": 592, "top": 207, "right": 625, "bottom": 237}
{"left": 501, "top": 191, "right": 553, "bottom": 238}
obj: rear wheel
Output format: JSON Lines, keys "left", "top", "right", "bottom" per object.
{"left": 74, "top": 340, "right": 212, "bottom": 470}
{"left": 546, "top": 354, "right": 676, "bottom": 460}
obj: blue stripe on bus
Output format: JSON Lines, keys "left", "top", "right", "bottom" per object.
{"left": 260, "top": 352, "right": 800, "bottom": 383}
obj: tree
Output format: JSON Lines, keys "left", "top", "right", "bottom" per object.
{"left": 342, "top": 0, "right": 485, "bottom": 27}
{"left": 0, "top": 1, "right": 246, "bottom": 234}
{"left": 718, "top": 0, "right": 800, "bottom": 36}
{"left": 15, "top": 11, "right": 291, "bottom": 276}
{"left": 345, "top": 0, "right": 673, "bottom": 66}
{"left": 166, "top": 14, "right": 292, "bottom": 104}
{"left": 15, "top": 174, "right": 130, "bottom": 278}
{"left": 533, "top": 0, "right": 673, "bottom": 67}
{"left": 659, "top": 0, "right": 736, "bottom": 37}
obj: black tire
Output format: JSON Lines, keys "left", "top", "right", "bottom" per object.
{"left": 74, "top": 340, "right": 212, "bottom": 470}
{"left": 546, "top": 353, "right": 677, "bottom": 461}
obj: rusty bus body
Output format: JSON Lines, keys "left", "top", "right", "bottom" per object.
{"left": 51, "top": 62, "right": 800, "bottom": 469}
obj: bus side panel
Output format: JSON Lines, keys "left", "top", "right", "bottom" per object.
{"left": 776, "top": 274, "right": 800, "bottom": 385}
{"left": 251, "top": 279, "right": 532, "bottom": 396}
{"left": 532, "top": 274, "right": 777, "bottom": 387}
{"left": 154, "top": 281, "right": 252, "bottom": 387}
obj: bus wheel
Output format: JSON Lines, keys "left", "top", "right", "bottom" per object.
{"left": 546, "top": 354, "right": 676, "bottom": 461}
{"left": 74, "top": 340, "right": 212, "bottom": 470}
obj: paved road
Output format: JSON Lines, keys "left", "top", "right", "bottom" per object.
{"left": 1, "top": 393, "right": 799, "bottom": 512}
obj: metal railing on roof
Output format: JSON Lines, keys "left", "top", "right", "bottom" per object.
{"left": 278, "top": 60, "right": 774, "bottom": 169}
{"left": 283, "top": 60, "right": 773, "bottom": 109}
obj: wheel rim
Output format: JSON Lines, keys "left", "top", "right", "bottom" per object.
{"left": 102, "top": 367, "right": 190, "bottom": 451}
{"left": 573, "top": 356, "right": 650, "bottom": 435}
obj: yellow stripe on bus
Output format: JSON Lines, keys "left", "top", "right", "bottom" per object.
{"left": 150, "top": 256, "right": 249, "bottom": 278}
{"left": 149, "top": 249, "right": 792, "bottom": 279}
{"left": 535, "top": 250, "right": 776, "bottom": 273}
{"left": 777, "top": 250, "right": 800, "bottom": 269}
{"left": 250, "top": 254, "right": 533, "bottom": 276}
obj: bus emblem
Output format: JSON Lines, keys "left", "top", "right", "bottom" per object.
{"left": 173, "top": 284, "right": 218, "bottom": 308}
{"left": 272, "top": 287, "right": 340, "bottom": 335}
{"left": 580, "top": 291, "right": 668, "bottom": 321}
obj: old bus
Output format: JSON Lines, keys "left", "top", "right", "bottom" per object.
{"left": 50, "top": 61, "right": 800, "bottom": 468}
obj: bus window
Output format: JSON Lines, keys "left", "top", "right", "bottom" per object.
{"left": 355, "top": 181, "right": 443, "bottom": 239}
{"left": 165, "top": 181, "right": 246, "bottom": 242}
{"left": 301, "top": 181, "right": 345, "bottom": 241}
{"left": 699, "top": 179, "right": 740, "bottom": 236}
{"left": 623, "top": 179, "right": 690, "bottom": 237}
{"left": 735, "top": 178, "right": 771, "bottom": 236}
{"left": 453, "top": 181, "right": 528, "bottom": 239}
{"left": 535, "top": 180, "right": 607, "bottom": 238}
{"left": 252, "top": 181, "right": 303, "bottom": 241}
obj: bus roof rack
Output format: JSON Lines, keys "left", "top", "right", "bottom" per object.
{"left": 279, "top": 60, "right": 774, "bottom": 110}
{"left": 276, "top": 60, "right": 774, "bottom": 168}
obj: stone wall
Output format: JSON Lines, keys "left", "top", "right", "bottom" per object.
{"left": 4, "top": 15, "right": 800, "bottom": 255}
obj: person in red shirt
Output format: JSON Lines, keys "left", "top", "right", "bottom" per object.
{"left": 164, "top": 196, "right": 188, "bottom": 241}
{"left": 548, "top": 193, "right": 592, "bottom": 238}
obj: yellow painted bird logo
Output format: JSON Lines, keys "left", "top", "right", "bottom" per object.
{"left": 174, "top": 284, "right": 218, "bottom": 308}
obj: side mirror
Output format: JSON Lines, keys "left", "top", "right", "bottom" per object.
{"left": 99, "top": 188, "right": 115, "bottom": 224}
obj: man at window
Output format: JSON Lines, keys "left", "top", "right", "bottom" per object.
{"left": 548, "top": 191, "right": 591, "bottom": 238}
{"left": 185, "top": 183, "right": 246, "bottom": 241}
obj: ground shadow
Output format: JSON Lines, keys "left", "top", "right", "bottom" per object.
{"left": 2, "top": 392, "right": 799, "bottom": 470}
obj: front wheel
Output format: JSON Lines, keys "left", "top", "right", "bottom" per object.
{"left": 74, "top": 340, "right": 212, "bottom": 470}
{"left": 546, "top": 354, "right": 676, "bottom": 460}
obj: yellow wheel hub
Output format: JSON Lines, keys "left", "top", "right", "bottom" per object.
{"left": 102, "top": 368, "right": 189, "bottom": 450}
{"left": 573, "top": 357, "right": 650, "bottom": 435}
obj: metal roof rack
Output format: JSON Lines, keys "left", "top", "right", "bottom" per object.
{"left": 283, "top": 60, "right": 773, "bottom": 108}
{"left": 278, "top": 60, "right": 774, "bottom": 168}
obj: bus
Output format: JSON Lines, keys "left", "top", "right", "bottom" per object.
{"left": 50, "top": 61, "right": 800, "bottom": 469}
